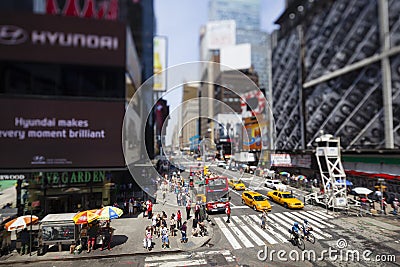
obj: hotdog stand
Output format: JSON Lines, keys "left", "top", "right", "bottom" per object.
{"left": 37, "top": 213, "right": 78, "bottom": 255}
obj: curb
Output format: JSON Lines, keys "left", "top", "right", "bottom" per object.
{"left": 0, "top": 249, "right": 184, "bottom": 265}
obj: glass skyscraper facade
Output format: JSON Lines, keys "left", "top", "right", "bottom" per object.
{"left": 208, "top": 0, "right": 269, "bottom": 91}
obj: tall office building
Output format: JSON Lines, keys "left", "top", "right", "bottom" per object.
{"left": 0, "top": 0, "right": 155, "bottom": 214}
{"left": 208, "top": 0, "right": 269, "bottom": 91}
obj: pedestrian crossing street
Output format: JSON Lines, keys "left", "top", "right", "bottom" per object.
{"left": 213, "top": 210, "right": 337, "bottom": 250}
{"left": 144, "top": 250, "right": 236, "bottom": 267}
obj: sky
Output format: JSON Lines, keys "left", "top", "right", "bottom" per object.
{"left": 153, "top": 0, "right": 286, "bottom": 145}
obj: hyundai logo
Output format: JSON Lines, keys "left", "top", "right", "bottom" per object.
{"left": 32, "top": 155, "right": 45, "bottom": 162}
{"left": 0, "top": 25, "right": 28, "bottom": 45}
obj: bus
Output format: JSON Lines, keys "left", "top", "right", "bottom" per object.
{"left": 204, "top": 176, "right": 229, "bottom": 213}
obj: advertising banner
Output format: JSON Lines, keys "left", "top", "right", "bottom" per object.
{"left": 243, "top": 117, "right": 261, "bottom": 151}
{"left": 206, "top": 20, "right": 236, "bottom": 50}
{"left": 0, "top": 12, "right": 126, "bottom": 67}
{"left": 153, "top": 36, "right": 167, "bottom": 91}
{"left": 0, "top": 98, "right": 125, "bottom": 169}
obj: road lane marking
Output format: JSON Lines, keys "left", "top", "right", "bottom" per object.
{"left": 214, "top": 217, "right": 242, "bottom": 250}
{"left": 223, "top": 216, "right": 254, "bottom": 248}
{"left": 231, "top": 216, "right": 266, "bottom": 246}
{"left": 285, "top": 212, "right": 326, "bottom": 229}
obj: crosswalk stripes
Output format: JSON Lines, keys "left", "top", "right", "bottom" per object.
{"left": 274, "top": 213, "right": 330, "bottom": 239}
{"left": 284, "top": 211, "right": 328, "bottom": 229}
{"left": 144, "top": 250, "right": 236, "bottom": 266}
{"left": 248, "top": 214, "right": 288, "bottom": 243}
{"left": 231, "top": 216, "right": 266, "bottom": 246}
{"left": 214, "top": 217, "right": 242, "bottom": 249}
{"left": 298, "top": 211, "right": 334, "bottom": 228}
{"left": 223, "top": 216, "right": 254, "bottom": 248}
{"left": 145, "top": 254, "right": 207, "bottom": 267}
{"left": 312, "top": 210, "right": 336, "bottom": 219}
{"left": 212, "top": 210, "right": 336, "bottom": 250}
{"left": 297, "top": 211, "right": 335, "bottom": 228}
{"left": 241, "top": 215, "right": 279, "bottom": 245}
{"left": 307, "top": 210, "right": 332, "bottom": 221}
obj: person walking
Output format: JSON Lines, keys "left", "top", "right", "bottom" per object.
{"left": 87, "top": 222, "right": 99, "bottom": 253}
{"left": 100, "top": 222, "right": 113, "bottom": 251}
{"left": 177, "top": 210, "right": 182, "bottom": 229}
{"left": 194, "top": 201, "right": 201, "bottom": 221}
{"left": 161, "top": 224, "right": 169, "bottom": 248}
{"left": 186, "top": 198, "right": 192, "bottom": 220}
{"left": 260, "top": 210, "right": 268, "bottom": 229}
{"left": 180, "top": 221, "right": 188, "bottom": 243}
{"left": 146, "top": 199, "right": 153, "bottom": 219}
{"left": 20, "top": 228, "right": 29, "bottom": 255}
{"left": 128, "top": 201, "right": 134, "bottom": 216}
{"left": 225, "top": 203, "right": 231, "bottom": 223}
{"left": 144, "top": 226, "right": 152, "bottom": 250}
{"left": 392, "top": 198, "right": 399, "bottom": 215}
{"left": 170, "top": 214, "right": 176, "bottom": 237}
{"left": 381, "top": 197, "right": 388, "bottom": 215}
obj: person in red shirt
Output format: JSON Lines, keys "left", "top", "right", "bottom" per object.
{"left": 186, "top": 199, "right": 192, "bottom": 220}
{"left": 146, "top": 199, "right": 153, "bottom": 219}
{"left": 225, "top": 203, "right": 231, "bottom": 223}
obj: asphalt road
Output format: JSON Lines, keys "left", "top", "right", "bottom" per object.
{"left": 9, "top": 157, "right": 400, "bottom": 267}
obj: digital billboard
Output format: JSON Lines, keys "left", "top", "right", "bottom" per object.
{"left": 0, "top": 98, "right": 125, "bottom": 169}
{"left": 0, "top": 12, "right": 126, "bottom": 67}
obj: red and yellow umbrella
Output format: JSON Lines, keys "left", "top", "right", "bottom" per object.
{"left": 5, "top": 215, "right": 39, "bottom": 231}
{"left": 73, "top": 210, "right": 99, "bottom": 224}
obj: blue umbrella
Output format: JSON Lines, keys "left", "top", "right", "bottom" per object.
{"left": 335, "top": 179, "right": 353, "bottom": 186}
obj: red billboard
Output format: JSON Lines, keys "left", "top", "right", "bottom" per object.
{"left": 0, "top": 98, "right": 125, "bottom": 169}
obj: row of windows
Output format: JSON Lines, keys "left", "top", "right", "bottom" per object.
{"left": 0, "top": 61, "right": 125, "bottom": 99}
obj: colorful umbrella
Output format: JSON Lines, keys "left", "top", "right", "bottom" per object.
{"left": 73, "top": 210, "right": 99, "bottom": 224}
{"left": 298, "top": 175, "right": 306, "bottom": 180}
{"left": 280, "top": 172, "right": 290, "bottom": 176}
{"left": 5, "top": 215, "right": 39, "bottom": 231}
{"left": 96, "top": 206, "right": 123, "bottom": 220}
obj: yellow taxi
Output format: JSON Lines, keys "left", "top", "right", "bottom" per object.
{"left": 228, "top": 178, "right": 246, "bottom": 190}
{"left": 241, "top": 191, "right": 272, "bottom": 211}
{"left": 267, "top": 190, "right": 304, "bottom": 209}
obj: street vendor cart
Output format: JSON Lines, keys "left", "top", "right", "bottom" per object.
{"left": 37, "top": 213, "right": 78, "bottom": 255}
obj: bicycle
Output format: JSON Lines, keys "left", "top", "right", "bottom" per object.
{"left": 303, "top": 227, "right": 315, "bottom": 244}
{"left": 289, "top": 229, "right": 305, "bottom": 250}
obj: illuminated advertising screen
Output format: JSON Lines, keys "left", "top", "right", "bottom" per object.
{"left": 0, "top": 12, "right": 126, "bottom": 67}
{"left": 0, "top": 98, "right": 125, "bottom": 169}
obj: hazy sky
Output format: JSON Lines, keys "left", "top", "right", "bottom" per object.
{"left": 154, "top": 0, "right": 285, "bottom": 66}
{"left": 153, "top": 0, "right": 285, "bottom": 145}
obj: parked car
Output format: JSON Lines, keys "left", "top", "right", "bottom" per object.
{"left": 241, "top": 191, "right": 272, "bottom": 211}
{"left": 265, "top": 179, "right": 287, "bottom": 191}
{"left": 267, "top": 190, "right": 304, "bottom": 209}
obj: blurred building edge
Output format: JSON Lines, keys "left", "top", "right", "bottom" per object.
{"left": 0, "top": 0, "right": 155, "bottom": 216}
{"left": 271, "top": 0, "right": 400, "bottom": 191}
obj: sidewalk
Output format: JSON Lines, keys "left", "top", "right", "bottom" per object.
{"left": 0, "top": 188, "right": 213, "bottom": 265}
